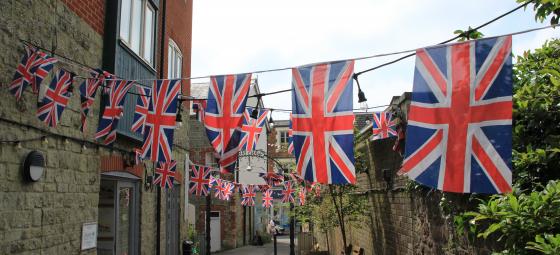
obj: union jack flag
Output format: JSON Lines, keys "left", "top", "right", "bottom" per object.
{"left": 239, "top": 107, "right": 269, "bottom": 151}
{"left": 192, "top": 99, "right": 206, "bottom": 122}
{"left": 209, "top": 175, "right": 218, "bottom": 188}
{"left": 214, "top": 179, "right": 234, "bottom": 200}
{"left": 9, "top": 45, "right": 58, "bottom": 101}
{"left": 153, "top": 160, "right": 177, "bottom": 189}
{"left": 281, "top": 181, "right": 295, "bottom": 203}
{"left": 292, "top": 61, "right": 356, "bottom": 184}
{"left": 400, "top": 36, "right": 513, "bottom": 194}
{"left": 131, "top": 86, "right": 152, "bottom": 134}
{"left": 204, "top": 74, "right": 252, "bottom": 172}
{"left": 95, "top": 79, "right": 135, "bottom": 145}
{"left": 372, "top": 111, "right": 397, "bottom": 140}
{"left": 288, "top": 114, "right": 294, "bottom": 154}
{"left": 298, "top": 187, "right": 306, "bottom": 206}
{"left": 140, "top": 80, "right": 181, "bottom": 163}
{"left": 259, "top": 172, "right": 284, "bottom": 187}
{"left": 262, "top": 189, "right": 273, "bottom": 208}
{"left": 36, "top": 69, "right": 74, "bottom": 127}
{"left": 79, "top": 69, "right": 113, "bottom": 133}
{"left": 241, "top": 185, "right": 256, "bottom": 206}
{"left": 189, "top": 165, "right": 211, "bottom": 196}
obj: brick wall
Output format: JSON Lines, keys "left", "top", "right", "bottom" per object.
{"left": 60, "top": 0, "right": 105, "bottom": 35}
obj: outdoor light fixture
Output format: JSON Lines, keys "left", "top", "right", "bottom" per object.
{"left": 354, "top": 74, "right": 368, "bottom": 111}
{"left": 365, "top": 118, "right": 371, "bottom": 125}
{"left": 269, "top": 110, "right": 274, "bottom": 128}
{"left": 251, "top": 108, "right": 259, "bottom": 119}
{"left": 175, "top": 110, "right": 183, "bottom": 128}
{"left": 22, "top": 150, "right": 45, "bottom": 182}
{"left": 246, "top": 165, "right": 252, "bottom": 172}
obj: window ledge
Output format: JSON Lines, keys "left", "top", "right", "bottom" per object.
{"left": 118, "top": 39, "right": 157, "bottom": 74}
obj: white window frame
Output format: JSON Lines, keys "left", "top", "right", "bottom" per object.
{"left": 167, "top": 40, "right": 183, "bottom": 79}
{"left": 119, "top": 0, "right": 156, "bottom": 66}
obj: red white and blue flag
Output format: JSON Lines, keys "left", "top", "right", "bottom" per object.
{"left": 214, "top": 179, "right": 234, "bottom": 200}
{"left": 288, "top": 114, "right": 294, "bottom": 154}
{"left": 239, "top": 107, "right": 269, "bottom": 151}
{"left": 192, "top": 99, "right": 206, "bottom": 122}
{"left": 36, "top": 69, "right": 74, "bottom": 127}
{"left": 298, "top": 187, "right": 306, "bottom": 206}
{"left": 262, "top": 189, "right": 273, "bottom": 208}
{"left": 400, "top": 36, "right": 513, "bottom": 194}
{"left": 154, "top": 160, "right": 177, "bottom": 189}
{"left": 189, "top": 165, "right": 211, "bottom": 196}
{"left": 241, "top": 185, "right": 256, "bottom": 206}
{"left": 259, "top": 172, "right": 284, "bottom": 187}
{"left": 95, "top": 79, "right": 135, "bottom": 145}
{"left": 372, "top": 111, "right": 398, "bottom": 140}
{"left": 79, "top": 69, "right": 113, "bottom": 133}
{"left": 209, "top": 175, "right": 218, "bottom": 188}
{"left": 131, "top": 86, "right": 152, "bottom": 134}
{"left": 292, "top": 61, "right": 356, "bottom": 184}
{"left": 140, "top": 80, "right": 181, "bottom": 163}
{"left": 281, "top": 181, "right": 295, "bottom": 203}
{"left": 204, "top": 74, "right": 252, "bottom": 172}
{"left": 10, "top": 45, "right": 58, "bottom": 101}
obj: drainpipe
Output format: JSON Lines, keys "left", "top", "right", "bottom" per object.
{"left": 156, "top": 0, "right": 167, "bottom": 254}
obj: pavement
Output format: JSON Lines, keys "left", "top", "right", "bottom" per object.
{"left": 214, "top": 236, "right": 295, "bottom": 255}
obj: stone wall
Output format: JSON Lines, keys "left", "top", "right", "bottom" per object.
{"left": 0, "top": 0, "right": 104, "bottom": 254}
{"left": 0, "top": 1, "right": 192, "bottom": 254}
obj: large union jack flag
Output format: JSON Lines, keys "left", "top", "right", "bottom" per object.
{"left": 131, "top": 86, "right": 152, "bottom": 134}
{"left": 204, "top": 74, "right": 252, "bottom": 172}
{"left": 239, "top": 107, "right": 269, "bottom": 152}
{"left": 400, "top": 36, "right": 513, "bottom": 194}
{"left": 189, "top": 165, "right": 211, "bottom": 196}
{"left": 79, "top": 69, "right": 113, "bottom": 133}
{"left": 262, "top": 189, "right": 273, "bottom": 208}
{"left": 140, "top": 80, "right": 181, "bottom": 163}
{"left": 292, "top": 61, "right": 356, "bottom": 184}
{"left": 288, "top": 114, "right": 294, "bottom": 154}
{"left": 9, "top": 46, "right": 58, "bottom": 101}
{"left": 36, "top": 69, "right": 74, "bottom": 127}
{"left": 95, "top": 79, "right": 135, "bottom": 145}
{"left": 154, "top": 160, "right": 177, "bottom": 189}
{"left": 241, "top": 185, "right": 256, "bottom": 206}
{"left": 281, "top": 181, "right": 295, "bottom": 203}
{"left": 372, "top": 111, "right": 398, "bottom": 140}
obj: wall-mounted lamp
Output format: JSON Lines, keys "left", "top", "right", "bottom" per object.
{"left": 22, "top": 150, "right": 45, "bottom": 182}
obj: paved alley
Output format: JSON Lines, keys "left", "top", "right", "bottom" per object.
{"left": 215, "top": 236, "right": 294, "bottom": 255}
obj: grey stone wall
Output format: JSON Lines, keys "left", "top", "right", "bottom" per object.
{"left": 0, "top": 1, "right": 103, "bottom": 254}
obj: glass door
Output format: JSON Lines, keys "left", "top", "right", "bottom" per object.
{"left": 98, "top": 176, "right": 139, "bottom": 255}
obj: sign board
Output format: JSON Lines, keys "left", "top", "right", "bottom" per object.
{"left": 81, "top": 222, "right": 98, "bottom": 250}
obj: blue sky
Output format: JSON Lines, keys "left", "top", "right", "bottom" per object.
{"left": 191, "top": 0, "right": 560, "bottom": 120}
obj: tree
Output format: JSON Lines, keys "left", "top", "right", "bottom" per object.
{"left": 517, "top": 0, "right": 560, "bottom": 25}
{"left": 455, "top": 37, "right": 560, "bottom": 255}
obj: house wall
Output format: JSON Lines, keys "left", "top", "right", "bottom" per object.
{"left": 0, "top": 1, "right": 104, "bottom": 254}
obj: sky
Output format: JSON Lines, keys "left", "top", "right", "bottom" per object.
{"left": 191, "top": 0, "right": 560, "bottom": 120}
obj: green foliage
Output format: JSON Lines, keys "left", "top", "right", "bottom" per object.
{"left": 518, "top": 0, "right": 560, "bottom": 25}
{"left": 512, "top": 39, "right": 560, "bottom": 188}
{"left": 526, "top": 234, "right": 560, "bottom": 254}
{"left": 457, "top": 180, "right": 560, "bottom": 254}
{"left": 453, "top": 26, "right": 485, "bottom": 41}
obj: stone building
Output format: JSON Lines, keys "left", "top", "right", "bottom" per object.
{"left": 0, "top": 0, "right": 193, "bottom": 254}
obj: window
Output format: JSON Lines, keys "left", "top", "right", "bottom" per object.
{"left": 279, "top": 131, "right": 289, "bottom": 144}
{"left": 119, "top": 0, "right": 156, "bottom": 66}
{"left": 167, "top": 40, "right": 183, "bottom": 79}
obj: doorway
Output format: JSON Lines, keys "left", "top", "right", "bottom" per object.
{"left": 97, "top": 174, "right": 139, "bottom": 255}
{"left": 165, "top": 186, "right": 180, "bottom": 255}
{"left": 208, "top": 211, "right": 221, "bottom": 252}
